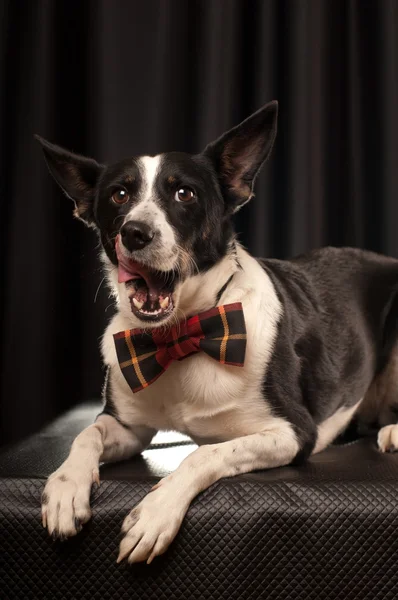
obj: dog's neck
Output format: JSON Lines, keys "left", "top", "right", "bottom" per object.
{"left": 176, "top": 244, "right": 243, "bottom": 318}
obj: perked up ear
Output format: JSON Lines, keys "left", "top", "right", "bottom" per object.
{"left": 203, "top": 100, "right": 278, "bottom": 212}
{"left": 35, "top": 135, "right": 104, "bottom": 226}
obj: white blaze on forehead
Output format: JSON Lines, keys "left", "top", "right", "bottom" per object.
{"left": 126, "top": 154, "right": 169, "bottom": 228}
{"left": 139, "top": 155, "right": 162, "bottom": 202}
{"left": 123, "top": 154, "right": 177, "bottom": 271}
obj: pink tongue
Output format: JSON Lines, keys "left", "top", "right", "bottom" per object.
{"left": 118, "top": 263, "right": 141, "bottom": 284}
{"left": 115, "top": 237, "right": 162, "bottom": 301}
{"left": 115, "top": 236, "right": 144, "bottom": 284}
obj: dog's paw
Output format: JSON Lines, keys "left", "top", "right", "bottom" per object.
{"left": 41, "top": 462, "right": 100, "bottom": 540}
{"left": 117, "top": 479, "right": 187, "bottom": 565}
{"left": 378, "top": 424, "right": 398, "bottom": 453}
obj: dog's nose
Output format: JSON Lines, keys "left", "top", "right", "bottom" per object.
{"left": 120, "top": 221, "right": 155, "bottom": 251}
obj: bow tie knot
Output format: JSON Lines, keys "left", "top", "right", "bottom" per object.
{"left": 113, "top": 303, "right": 247, "bottom": 393}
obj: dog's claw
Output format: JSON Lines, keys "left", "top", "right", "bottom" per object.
{"left": 93, "top": 470, "right": 100, "bottom": 487}
{"left": 116, "top": 549, "right": 128, "bottom": 564}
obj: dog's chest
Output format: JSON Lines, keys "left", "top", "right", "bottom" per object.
{"left": 109, "top": 345, "right": 273, "bottom": 443}
{"left": 102, "top": 260, "right": 283, "bottom": 443}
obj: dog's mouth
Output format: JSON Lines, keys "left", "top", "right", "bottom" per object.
{"left": 115, "top": 237, "right": 176, "bottom": 322}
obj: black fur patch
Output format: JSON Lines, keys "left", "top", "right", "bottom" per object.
{"left": 95, "top": 159, "right": 143, "bottom": 263}
{"left": 98, "top": 366, "right": 130, "bottom": 429}
{"left": 152, "top": 152, "right": 235, "bottom": 274}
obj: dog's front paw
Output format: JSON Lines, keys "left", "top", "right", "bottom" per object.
{"left": 378, "top": 424, "right": 398, "bottom": 453}
{"left": 117, "top": 479, "right": 188, "bottom": 564}
{"left": 41, "top": 462, "right": 100, "bottom": 540}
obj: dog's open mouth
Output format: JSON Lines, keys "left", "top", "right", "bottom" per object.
{"left": 115, "top": 238, "right": 176, "bottom": 322}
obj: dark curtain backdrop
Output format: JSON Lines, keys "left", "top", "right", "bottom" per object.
{"left": 1, "top": 0, "right": 398, "bottom": 446}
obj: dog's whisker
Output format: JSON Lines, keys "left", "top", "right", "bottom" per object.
{"left": 175, "top": 244, "right": 199, "bottom": 278}
{"left": 94, "top": 277, "right": 106, "bottom": 303}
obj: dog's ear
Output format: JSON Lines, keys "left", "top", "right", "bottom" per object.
{"left": 203, "top": 100, "right": 278, "bottom": 213}
{"left": 35, "top": 135, "right": 104, "bottom": 226}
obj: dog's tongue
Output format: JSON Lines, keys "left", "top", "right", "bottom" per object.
{"left": 115, "top": 237, "right": 163, "bottom": 301}
{"left": 118, "top": 261, "right": 141, "bottom": 284}
{"left": 115, "top": 237, "right": 141, "bottom": 283}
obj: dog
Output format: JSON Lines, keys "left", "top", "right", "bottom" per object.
{"left": 36, "top": 100, "right": 398, "bottom": 565}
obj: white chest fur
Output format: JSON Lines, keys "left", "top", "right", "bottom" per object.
{"left": 101, "top": 248, "right": 284, "bottom": 444}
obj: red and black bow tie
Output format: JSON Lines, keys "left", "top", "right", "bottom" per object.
{"left": 113, "top": 302, "right": 247, "bottom": 393}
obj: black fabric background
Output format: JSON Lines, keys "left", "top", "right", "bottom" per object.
{"left": 1, "top": 0, "right": 397, "bottom": 446}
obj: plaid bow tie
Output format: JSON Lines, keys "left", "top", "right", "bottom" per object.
{"left": 113, "top": 302, "right": 247, "bottom": 393}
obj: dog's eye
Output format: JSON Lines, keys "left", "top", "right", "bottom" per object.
{"left": 111, "top": 189, "right": 130, "bottom": 205}
{"left": 175, "top": 187, "right": 195, "bottom": 203}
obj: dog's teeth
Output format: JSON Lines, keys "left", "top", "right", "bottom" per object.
{"left": 160, "top": 297, "right": 169, "bottom": 309}
{"left": 133, "top": 298, "right": 144, "bottom": 310}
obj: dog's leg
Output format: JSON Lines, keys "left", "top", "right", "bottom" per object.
{"left": 118, "top": 420, "right": 300, "bottom": 564}
{"left": 42, "top": 414, "right": 156, "bottom": 539}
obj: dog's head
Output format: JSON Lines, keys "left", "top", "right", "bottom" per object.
{"left": 36, "top": 101, "right": 277, "bottom": 325}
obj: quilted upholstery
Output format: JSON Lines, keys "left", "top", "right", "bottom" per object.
{"left": 1, "top": 402, "right": 398, "bottom": 599}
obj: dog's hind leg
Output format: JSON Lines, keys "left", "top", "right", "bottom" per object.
{"left": 41, "top": 414, "right": 156, "bottom": 539}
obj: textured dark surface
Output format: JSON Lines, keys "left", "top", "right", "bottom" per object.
{"left": 2, "top": 402, "right": 398, "bottom": 599}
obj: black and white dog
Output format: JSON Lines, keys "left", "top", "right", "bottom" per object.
{"left": 36, "top": 100, "right": 398, "bottom": 564}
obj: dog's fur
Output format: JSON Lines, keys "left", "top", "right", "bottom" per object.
{"left": 36, "top": 101, "right": 398, "bottom": 564}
